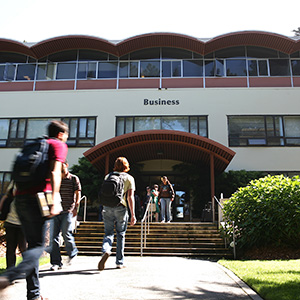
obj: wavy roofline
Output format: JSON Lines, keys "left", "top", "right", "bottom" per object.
{"left": 0, "top": 31, "right": 300, "bottom": 59}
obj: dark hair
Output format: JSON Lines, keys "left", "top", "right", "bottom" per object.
{"left": 113, "top": 157, "right": 130, "bottom": 172}
{"left": 48, "top": 120, "right": 69, "bottom": 138}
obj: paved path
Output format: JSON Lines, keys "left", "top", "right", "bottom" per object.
{"left": 1, "top": 256, "right": 263, "bottom": 300}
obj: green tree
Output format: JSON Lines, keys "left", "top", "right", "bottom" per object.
{"left": 223, "top": 175, "right": 300, "bottom": 250}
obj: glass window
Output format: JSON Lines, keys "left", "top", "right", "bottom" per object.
{"left": 48, "top": 50, "right": 77, "bottom": 62}
{"left": 140, "top": 61, "right": 160, "bottom": 77}
{"left": 135, "top": 117, "right": 160, "bottom": 131}
{"left": 162, "top": 117, "right": 189, "bottom": 132}
{"left": 258, "top": 60, "right": 268, "bottom": 76}
{"left": 247, "top": 46, "right": 278, "bottom": 58}
{"left": 87, "top": 118, "right": 95, "bottom": 137}
{"left": 5, "top": 64, "right": 16, "bottom": 81}
{"left": 0, "top": 119, "right": 9, "bottom": 139}
{"left": 98, "top": 62, "right": 117, "bottom": 78}
{"left": 56, "top": 63, "right": 76, "bottom": 79}
{"left": 0, "top": 65, "right": 5, "bottom": 81}
{"left": 162, "top": 61, "right": 171, "bottom": 77}
{"left": 116, "top": 118, "right": 125, "bottom": 136}
{"left": 125, "top": 118, "right": 133, "bottom": 133}
{"left": 269, "top": 59, "right": 290, "bottom": 76}
{"left": 215, "top": 60, "right": 225, "bottom": 77}
{"left": 162, "top": 48, "right": 192, "bottom": 59}
{"left": 0, "top": 52, "right": 27, "bottom": 63}
{"left": 183, "top": 60, "right": 203, "bottom": 77}
{"left": 172, "top": 61, "right": 181, "bottom": 77}
{"left": 36, "top": 63, "right": 55, "bottom": 80}
{"left": 228, "top": 116, "right": 266, "bottom": 146}
{"left": 204, "top": 60, "right": 214, "bottom": 77}
{"left": 119, "top": 62, "right": 129, "bottom": 78}
{"left": 199, "top": 117, "right": 208, "bottom": 137}
{"left": 226, "top": 59, "right": 247, "bottom": 76}
{"left": 291, "top": 60, "right": 300, "bottom": 76}
{"left": 16, "top": 64, "right": 36, "bottom": 80}
{"left": 130, "top": 48, "right": 160, "bottom": 60}
{"left": 291, "top": 51, "right": 300, "bottom": 58}
{"left": 79, "top": 50, "right": 108, "bottom": 61}
{"left": 215, "top": 47, "right": 245, "bottom": 58}
{"left": 77, "top": 62, "right": 96, "bottom": 79}
{"left": 26, "top": 119, "right": 52, "bottom": 139}
{"left": 248, "top": 60, "right": 258, "bottom": 76}
{"left": 190, "top": 117, "right": 198, "bottom": 134}
{"left": 284, "top": 116, "right": 300, "bottom": 137}
{"left": 79, "top": 118, "right": 87, "bottom": 137}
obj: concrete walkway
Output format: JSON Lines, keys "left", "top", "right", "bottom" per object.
{"left": 1, "top": 256, "right": 263, "bottom": 300}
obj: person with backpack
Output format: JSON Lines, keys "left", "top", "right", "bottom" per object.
{"left": 50, "top": 161, "right": 81, "bottom": 271}
{"left": 158, "top": 176, "right": 175, "bottom": 223}
{"left": 98, "top": 157, "right": 136, "bottom": 271}
{"left": 0, "top": 120, "right": 69, "bottom": 300}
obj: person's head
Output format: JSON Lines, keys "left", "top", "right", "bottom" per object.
{"left": 161, "top": 176, "right": 168, "bottom": 184}
{"left": 48, "top": 120, "right": 69, "bottom": 142}
{"left": 113, "top": 157, "right": 130, "bottom": 173}
{"left": 154, "top": 184, "right": 159, "bottom": 190}
{"left": 146, "top": 186, "right": 150, "bottom": 192}
{"left": 62, "top": 160, "right": 69, "bottom": 178}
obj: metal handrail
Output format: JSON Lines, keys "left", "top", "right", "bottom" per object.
{"left": 214, "top": 195, "right": 236, "bottom": 259}
{"left": 140, "top": 200, "right": 156, "bottom": 256}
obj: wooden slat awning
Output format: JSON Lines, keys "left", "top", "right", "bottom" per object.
{"left": 83, "top": 130, "right": 235, "bottom": 174}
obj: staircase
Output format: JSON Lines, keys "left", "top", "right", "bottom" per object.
{"left": 65, "top": 222, "right": 232, "bottom": 258}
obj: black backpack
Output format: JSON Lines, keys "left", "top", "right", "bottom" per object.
{"left": 12, "top": 137, "right": 49, "bottom": 189}
{"left": 98, "top": 172, "right": 125, "bottom": 207}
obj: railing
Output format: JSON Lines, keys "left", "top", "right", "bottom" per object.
{"left": 140, "top": 200, "right": 156, "bottom": 256}
{"left": 214, "top": 195, "right": 236, "bottom": 259}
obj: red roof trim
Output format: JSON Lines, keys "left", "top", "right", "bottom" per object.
{"left": 1, "top": 31, "right": 299, "bottom": 59}
{"left": 83, "top": 130, "right": 235, "bottom": 174}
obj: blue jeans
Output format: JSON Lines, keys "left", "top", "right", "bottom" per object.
{"left": 160, "top": 198, "right": 172, "bottom": 222}
{"left": 50, "top": 212, "right": 78, "bottom": 266}
{"left": 102, "top": 205, "right": 128, "bottom": 266}
{"left": 3, "top": 195, "right": 49, "bottom": 300}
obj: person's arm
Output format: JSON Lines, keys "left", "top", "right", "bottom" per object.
{"left": 169, "top": 184, "right": 175, "bottom": 201}
{"left": 127, "top": 189, "right": 136, "bottom": 226}
{"left": 0, "top": 194, "right": 7, "bottom": 212}
{"left": 73, "top": 189, "right": 81, "bottom": 217}
{"left": 49, "top": 160, "right": 63, "bottom": 217}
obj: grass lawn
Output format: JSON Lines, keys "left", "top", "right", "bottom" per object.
{"left": 0, "top": 256, "right": 50, "bottom": 274}
{"left": 219, "top": 259, "right": 300, "bottom": 300}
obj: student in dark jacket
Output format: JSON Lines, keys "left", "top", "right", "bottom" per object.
{"left": 158, "top": 176, "right": 175, "bottom": 223}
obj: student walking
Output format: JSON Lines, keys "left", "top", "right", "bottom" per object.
{"left": 0, "top": 120, "right": 69, "bottom": 300}
{"left": 158, "top": 176, "right": 175, "bottom": 223}
{"left": 50, "top": 161, "right": 81, "bottom": 271}
{"left": 98, "top": 157, "right": 136, "bottom": 270}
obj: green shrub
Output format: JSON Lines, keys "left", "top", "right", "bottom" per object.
{"left": 223, "top": 175, "right": 300, "bottom": 250}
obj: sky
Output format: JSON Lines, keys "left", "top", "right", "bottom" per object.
{"left": 0, "top": 0, "right": 299, "bottom": 43}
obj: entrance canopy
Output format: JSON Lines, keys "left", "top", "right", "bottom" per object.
{"left": 83, "top": 130, "right": 235, "bottom": 174}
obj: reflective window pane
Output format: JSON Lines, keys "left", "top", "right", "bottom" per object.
{"left": 162, "top": 48, "right": 192, "bottom": 59}
{"left": 135, "top": 117, "right": 160, "bottom": 131}
{"left": 87, "top": 118, "right": 95, "bottom": 137}
{"left": 0, "top": 65, "right": 5, "bottom": 81}
{"left": 0, "top": 119, "right": 9, "bottom": 139}
{"left": 70, "top": 118, "right": 78, "bottom": 138}
{"left": 162, "top": 117, "right": 189, "bottom": 132}
{"left": 162, "top": 61, "right": 171, "bottom": 77}
{"left": 26, "top": 119, "right": 52, "bottom": 139}
{"left": 56, "top": 63, "right": 76, "bottom": 79}
{"left": 16, "top": 64, "right": 36, "bottom": 80}
{"left": 226, "top": 59, "right": 246, "bottom": 76}
{"left": 172, "top": 61, "right": 181, "bottom": 77}
{"left": 140, "top": 61, "right": 160, "bottom": 77}
{"left": 77, "top": 62, "right": 96, "bottom": 79}
{"left": 79, "top": 119, "right": 87, "bottom": 137}
{"left": 119, "top": 62, "right": 129, "bottom": 78}
{"left": 125, "top": 118, "right": 133, "bottom": 133}
{"left": 183, "top": 60, "right": 203, "bottom": 77}
{"left": 269, "top": 59, "right": 290, "bottom": 76}
{"left": 116, "top": 118, "right": 125, "bottom": 136}
{"left": 258, "top": 60, "right": 268, "bottom": 76}
{"left": 98, "top": 62, "right": 117, "bottom": 78}
{"left": 248, "top": 60, "right": 258, "bottom": 76}
{"left": 284, "top": 116, "right": 300, "bottom": 137}
{"left": 291, "top": 60, "right": 300, "bottom": 76}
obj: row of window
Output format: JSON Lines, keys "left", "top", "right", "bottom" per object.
{"left": 1, "top": 58, "right": 300, "bottom": 81}
{"left": 0, "top": 115, "right": 300, "bottom": 148}
{"left": 0, "top": 117, "right": 96, "bottom": 148}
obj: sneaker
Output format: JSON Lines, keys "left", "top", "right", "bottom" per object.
{"left": 50, "top": 265, "right": 62, "bottom": 271}
{"left": 116, "top": 265, "right": 126, "bottom": 269}
{"left": 161, "top": 220, "right": 165, "bottom": 223}
{"left": 98, "top": 252, "right": 110, "bottom": 271}
{"left": 167, "top": 221, "right": 171, "bottom": 223}
{"left": 0, "top": 276, "right": 10, "bottom": 290}
{"left": 67, "top": 255, "right": 77, "bottom": 266}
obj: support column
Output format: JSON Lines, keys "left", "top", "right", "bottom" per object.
{"left": 210, "top": 153, "right": 215, "bottom": 223}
